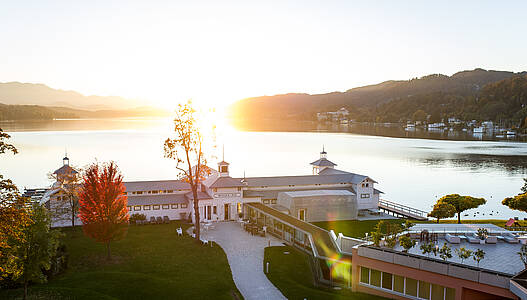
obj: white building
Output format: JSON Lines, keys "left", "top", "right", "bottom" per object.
{"left": 39, "top": 148, "right": 381, "bottom": 227}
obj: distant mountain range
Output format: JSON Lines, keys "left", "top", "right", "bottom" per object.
{"left": 0, "top": 82, "right": 169, "bottom": 121}
{"left": 230, "top": 68, "right": 527, "bottom": 123}
{"left": 0, "top": 82, "right": 142, "bottom": 110}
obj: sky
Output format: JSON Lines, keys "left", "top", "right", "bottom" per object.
{"left": 1, "top": 0, "right": 526, "bottom": 109}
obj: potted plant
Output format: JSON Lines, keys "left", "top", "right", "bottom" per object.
{"left": 399, "top": 235, "right": 416, "bottom": 252}
{"left": 455, "top": 247, "right": 472, "bottom": 264}
{"left": 473, "top": 249, "right": 485, "bottom": 267}
{"left": 476, "top": 228, "right": 488, "bottom": 244}
{"left": 438, "top": 243, "right": 452, "bottom": 261}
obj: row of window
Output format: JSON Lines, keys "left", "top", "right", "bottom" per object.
{"left": 361, "top": 182, "right": 370, "bottom": 188}
{"left": 360, "top": 266, "right": 455, "bottom": 300}
{"left": 128, "top": 204, "right": 188, "bottom": 211}
{"left": 360, "top": 193, "right": 371, "bottom": 199}
{"left": 125, "top": 189, "right": 185, "bottom": 195}
{"left": 262, "top": 199, "right": 278, "bottom": 205}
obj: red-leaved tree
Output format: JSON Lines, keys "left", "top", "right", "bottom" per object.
{"left": 78, "top": 161, "right": 128, "bottom": 259}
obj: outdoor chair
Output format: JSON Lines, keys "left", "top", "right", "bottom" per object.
{"left": 176, "top": 227, "right": 183, "bottom": 236}
{"left": 150, "top": 216, "right": 156, "bottom": 224}
{"left": 156, "top": 216, "right": 163, "bottom": 224}
{"left": 445, "top": 233, "right": 460, "bottom": 244}
{"left": 485, "top": 235, "right": 497, "bottom": 244}
{"left": 163, "top": 216, "right": 170, "bottom": 223}
{"left": 466, "top": 234, "right": 480, "bottom": 244}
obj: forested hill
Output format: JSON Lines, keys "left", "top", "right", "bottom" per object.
{"left": 0, "top": 103, "right": 169, "bottom": 121}
{"left": 370, "top": 75, "right": 527, "bottom": 125}
{"left": 229, "top": 68, "right": 526, "bottom": 122}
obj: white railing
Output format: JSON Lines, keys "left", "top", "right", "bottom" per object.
{"left": 378, "top": 199, "right": 428, "bottom": 219}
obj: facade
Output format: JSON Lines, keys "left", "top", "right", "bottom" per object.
{"left": 244, "top": 204, "right": 522, "bottom": 300}
{"left": 38, "top": 148, "right": 380, "bottom": 227}
{"left": 277, "top": 190, "right": 357, "bottom": 222}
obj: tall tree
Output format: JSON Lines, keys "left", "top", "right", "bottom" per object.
{"left": 8, "top": 203, "right": 61, "bottom": 300}
{"left": 78, "top": 162, "right": 129, "bottom": 259}
{"left": 164, "top": 100, "right": 210, "bottom": 241}
{"left": 0, "top": 129, "right": 32, "bottom": 278}
{"left": 437, "top": 194, "right": 486, "bottom": 223}
{"left": 428, "top": 201, "right": 456, "bottom": 223}
{"left": 502, "top": 193, "right": 527, "bottom": 214}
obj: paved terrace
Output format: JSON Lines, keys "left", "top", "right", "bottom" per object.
{"left": 246, "top": 202, "right": 340, "bottom": 259}
{"left": 200, "top": 222, "right": 286, "bottom": 300}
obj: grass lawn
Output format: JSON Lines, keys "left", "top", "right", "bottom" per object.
{"left": 263, "top": 246, "right": 385, "bottom": 300}
{"left": 313, "top": 218, "right": 525, "bottom": 239}
{"left": 1, "top": 222, "right": 242, "bottom": 300}
{"left": 313, "top": 219, "right": 405, "bottom": 238}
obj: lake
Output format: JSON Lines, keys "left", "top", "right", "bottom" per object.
{"left": 2, "top": 118, "right": 527, "bottom": 220}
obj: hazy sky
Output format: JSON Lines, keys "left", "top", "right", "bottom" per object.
{"left": 1, "top": 1, "right": 526, "bottom": 108}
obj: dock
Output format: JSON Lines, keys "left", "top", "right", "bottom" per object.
{"left": 378, "top": 199, "right": 428, "bottom": 221}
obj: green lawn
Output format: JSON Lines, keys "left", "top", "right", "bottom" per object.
{"left": 313, "top": 219, "right": 405, "bottom": 238}
{"left": 313, "top": 218, "right": 522, "bottom": 238}
{"left": 263, "top": 246, "right": 385, "bottom": 300}
{"left": 1, "top": 223, "right": 242, "bottom": 300}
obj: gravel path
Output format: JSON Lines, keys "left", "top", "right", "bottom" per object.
{"left": 201, "top": 222, "right": 287, "bottom": 300}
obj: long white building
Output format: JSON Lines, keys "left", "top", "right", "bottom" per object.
{"left": 38, "top": 148, "right": 381, "bottom": 227}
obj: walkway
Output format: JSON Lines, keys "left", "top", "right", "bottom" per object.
{"left": 200, "top": 222, "right": 286, "bottom": 300}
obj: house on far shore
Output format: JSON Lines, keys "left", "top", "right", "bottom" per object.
{"left": 34, "top": 147, "right": 381, "bottom": 227}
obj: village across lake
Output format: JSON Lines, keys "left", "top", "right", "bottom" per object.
{"left": 2, "top": 117, "right": 527, "bottom": 220}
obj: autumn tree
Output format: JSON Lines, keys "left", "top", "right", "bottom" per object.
{"left": 428, "top": 201, "right": 456, "bottom": 223}
{"left": 0, "top": 129, "right": 32, "bottom": 278}
{"left": 437, "top": 194, "right": 486, "bottom": 223}
{"left": 164, "top": 100, "right": 211, "bottom": 241}
{"left": 8, "top": 203, "right": 61, "bottom": 299}
{"left": 78, "top": 162, "right": 129, "bottom": 259}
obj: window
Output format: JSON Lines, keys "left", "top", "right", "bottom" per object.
{"left": 394, "top": 275, "right": 404, "bottom": 293}
{"left": 237, "top": 187, "right": 241, "bottom": 191}
{"left": 213, "top": 206, "right": 217, "bottom": 215}
{"left": 360, "top": 267, "right": 369, "bottom": 284}
{"left": 431, "top": 284, "right": 444, "bottom": 300}
{"left": 271, "top": 199, "right": 277, "bottom": 204}
{"left": 162, "top": 204, "right": 169, "bottom": 209}
{"left": 237, "top": 203, "right": 242, "bottom": 214}
{"left": 361, "top": 194, "right": 370, "bottom": 199}
{"left": 134, "top": 206, "right": 141, "bottom": 211}
{"left": 167, "top": 190, "right": 173, "bottom": 193}
{"left": 132, "top": 191, "right": 137, "bottom": 195}
{"left": 263, "top": 199, "right": 270, "bottom": 204}
{"left": 143, "top": 205, "right": 151, "bottom": 210}
{"left": 127, "top": 206, "right": 132, "bottom": 211}
{"left": 366, "top": 183, "right": 369, "bottom": 187}
{"left": 445, "top": 288, "right": 455, "bottom": 300}
{"left": 214, "top": 188, "right": 217, "bottom": 192}
{"left": 220, "top": 165, "right": 228, "bottom": 173}
{"left": 153, "top": 205, "right": 160, "bottom": 210}
{"left": 405, "top": 278, "right": 418, "bottom": 297}
{"left": 298, "top": 209, "right": 306, "bottom": 221}
{"left": 152, "top": 190, "right": 159, "bottom": 194}
{"left": 171, "top": 204, "right": 178, "bottom": 209}
{"left": 419, "top": 281, "right": 430, "bottom": 299}
{"left": 181, "top": 204, "right": 188, "bottom": 208}
{"left": 382, "top": 272, "right": 392, "bottom": 290}
{"left": 370, "top": 269, "right": 381, "bottom": 287}
{"left": 137, "top": 191, "right": 143, "bottom": 195}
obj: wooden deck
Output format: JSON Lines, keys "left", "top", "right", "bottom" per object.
{"left": 378, "top": 199, "right": 428, "bottom": 221}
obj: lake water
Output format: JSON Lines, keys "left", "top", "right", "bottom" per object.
{"left": 2, "top": 118, "right": 527, "bottom": 220}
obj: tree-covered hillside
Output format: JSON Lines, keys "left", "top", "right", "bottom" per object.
{"left": 230, "top": 68, "right": 526, "bottom": 124}
{"left": 363, "top": 75, "right": 527, "bottom": 125}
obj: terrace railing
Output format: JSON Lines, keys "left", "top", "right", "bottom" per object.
{"left": 378, "top": 199, "right": 428, "bottom": 220}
